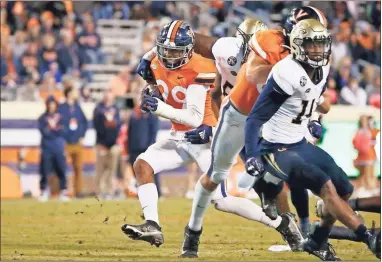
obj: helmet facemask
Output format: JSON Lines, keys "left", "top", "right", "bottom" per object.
{"left": 294, "top": 36, "right": 331, "bottom": 67}
{"left": 156, "top": 39, "right": 193, "bottom": 70}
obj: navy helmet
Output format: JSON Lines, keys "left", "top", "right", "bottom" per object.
{"left": 283, "top": 6, "right": 328, "bottom": 38}
{"left": 156, "top": 20, "right": 195, "bottom": 70}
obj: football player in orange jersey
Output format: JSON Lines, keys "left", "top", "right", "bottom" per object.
{"left": 135, "top": 19, "right": 306, "bottom": 255}
{"left": 121, "top": 20, "right": 300, "bottom": 250}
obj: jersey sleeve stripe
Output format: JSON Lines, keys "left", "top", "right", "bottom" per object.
{"left": 196, "top": 73, "right": 216, "bottom": 78}
{"left": 195, "top": 78, "right": 215, "bottom": 84}
{"left": 250, "top": 33, "right": 267, "bottom": 60}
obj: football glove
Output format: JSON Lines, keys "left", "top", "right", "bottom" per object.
{"left": 185, "top": 125, "right": 213, "bottom": 144}
{"left": 137, "top": 59, "right": 154, "bottom": 82}
{"left": 308, "top": 120, "right": 323, "bottom": 139}
{"left": 140, "top": 88, "right": 158, "bottom": 113}
{"left": 245, "top": 157, "right": 264, "bottom": 177}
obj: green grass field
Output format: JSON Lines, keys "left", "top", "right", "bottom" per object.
{"left": 1, "top": 197, "right": 379, "bottom": 261}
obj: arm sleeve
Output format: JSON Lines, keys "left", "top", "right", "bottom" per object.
{"left": 154, "top": 84, "right": 208, "bottom": 128}
{"left": 142, "top": 46, "right": 157, "bottom": 61}
{"left": 245, "top": 75, "right": 291, "bottom": 157}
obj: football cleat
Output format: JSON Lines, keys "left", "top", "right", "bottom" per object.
{"left": 181, "top": 226, "right": 202, "bottom": 258}
{"left": 276, "top": 212, "right": 305, "bottom": 251}
{"left": 304, "top": 236, "right": 341, "bottom": 261}
{"left": 121, "top": 220, "right": 164, "bottom": 247}
{"left": 366, "top": 223, "right": 381, "bottom": 259}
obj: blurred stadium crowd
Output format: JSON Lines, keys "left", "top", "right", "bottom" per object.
{"left": 0, "top": 1, "right": 380, "bottom": 200}
{"left": 0, "top": 1, "right": 380, "bottom": 107}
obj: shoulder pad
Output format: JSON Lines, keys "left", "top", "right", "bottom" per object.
{"left": 250, "top": 30, "right": 288, "bottom": 65}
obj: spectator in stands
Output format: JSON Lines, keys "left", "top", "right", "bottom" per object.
{"left": 80, "top": 86, "right": 93, "bottom": 102}
{"left": 57, "top": 29, "right": 80, "bottom": 75}
{"left": 9, "top": 1, "right": 29, "bottom": 34}
{"left": 326, "top": 77, "right": 339, "bottom": 104}
{"left": 360, "top": 65, "right": 376, "bottom": 89}
{"left": 76, "top": 19, "right": 104, "bottom": 64}
{"left": 367, "top": 73, "right": 381, "bottom": 109}
{"left": 39, "top": 34, "right": 62, "bottom": 82}
{"left": 17, "top": 75, "right": 40, "bottom": 101}
{"left": 93, "top": 89, "right": 121, "bottom": 200}
{"left": 27, "top": 17, "right": 41, "bottom": 42}
{"left": 353, "top": 115, "right": 379, "bottom": 197}
{"left": 335, "top": 56, "right": 352, "bottom": 90}
{"left": 331, "top": 21, "right": 351, "bottom": 69}
{"left": 0, "top": 41, "right": 9, "bottom": 86}
{"left": 94, "top": 2, "right": 130, "bottom": 20}
{"left": 351, "top": 21, "right": 377, "bottom": 63}
{"left": 340, "top": 77, "right": 367, "bottom": 106}
{"left": 13, "top": 30, "right": 28, "bottom": 59}
{"left": 38, "top": 95, "right": 69, "bottom": 202}
{"left": 127, "top": 93, "right": 161, "bottom": 197}
{"left": 40, "top": 11, "right": 56, "bottom": 36}
{"left": 59, "top": 86, "right": 88, "bottom": 198}
{"left": 17, "top": 41, "right": 41, "bottom": 83}
{"left": 62, "top": 16, "right": 77, "bottom": 39}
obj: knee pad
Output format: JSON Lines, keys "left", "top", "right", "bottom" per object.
{"left": 208, "top": 170, "right": 228, "bottom": 185}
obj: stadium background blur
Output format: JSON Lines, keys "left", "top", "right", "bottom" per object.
{"left": 0, "top": 1, "right": 380, "bottom": 200}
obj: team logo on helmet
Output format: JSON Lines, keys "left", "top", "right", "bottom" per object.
{"left": 300, "top": 76, "right": 307, "bottom": 87}
{"left": 227, "top": 56, "right": 237, "bottom": 66}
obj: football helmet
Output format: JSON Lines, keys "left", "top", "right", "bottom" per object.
{"left": 290, "top": 19, "right": 331, "bottom": 68}
{"left": 236, "top": 19, "right": 268, "bottom": 64}
{"left": 156, "top": 20, "right": 195, "bottom": 70}
{"left": 283, "top": 6, "right": 328, "bottom": 37}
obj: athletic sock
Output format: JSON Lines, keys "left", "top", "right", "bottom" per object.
{"left": 188, "top": 180, "right": 214, "bottom": 231}
{"left": 137, "top": 183, "right": 159, "bottom": 225}
{"left": 311, "top": 225, "right": 331, "bottom": 247}
{"left": 299, "top": 217, "right": 311, "bottom": 236}
{"left": 354, "top": 224, "right": 369, "bottom": 243}
{"left": 214, "top": 196, "right": 282, "bottom": 229}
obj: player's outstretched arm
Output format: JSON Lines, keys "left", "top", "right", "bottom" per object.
{"left": 245, "top": 76, "right": 291, "bottom": 157}
{"left": 152, "top": 84, "right": 208, "bottom": 128}
{"left": 194, "top": 33, "right": 218, "bottom": 60}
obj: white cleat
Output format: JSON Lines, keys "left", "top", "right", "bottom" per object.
{"left": 38, "top": 194, "right": 49, "bottom": 202}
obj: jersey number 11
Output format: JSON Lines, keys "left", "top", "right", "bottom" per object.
{"left": 292, "top": 99, "right": 315, "bottom": 125}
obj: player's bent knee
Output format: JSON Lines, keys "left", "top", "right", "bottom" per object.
{"left": 319, "top": 180, "right": 339, "bottom": 199}
{"left": 209, "top": 171, "right": 228, "bottom": 185}
{"left": 133, "top": 159, "right": 154, "bottom": 185}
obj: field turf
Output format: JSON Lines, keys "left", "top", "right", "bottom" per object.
{"left": 1, "top": 197, "right": 380, "bottom": 261}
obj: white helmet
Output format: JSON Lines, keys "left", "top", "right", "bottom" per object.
{"left": 289, "top": 19, "right": 331, "bottom": 68}
{"left": 236, "top": 19, "right": 268, "bottom": 64}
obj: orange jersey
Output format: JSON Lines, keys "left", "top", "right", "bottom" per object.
{"left": 151, "top": 53, "right": 217, "bottom": 131}
{"left": 229, "top": 29, "right": 289, "bottom": 115}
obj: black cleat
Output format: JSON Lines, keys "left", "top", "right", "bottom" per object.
{"left": 304, "top": 237, "right": 341, "bottom": 261}
{"left": 260, "top": 192, "right": 278, "bottom": 220}
{"left": 366, "top": 223, "right": 381, "bottom": 259}
{"left": 276, "top": 212, "right": 305, "bottom": 251}
{"left": 181, "top": 226, "right": 202, "bottom": 258}
{"left": 121, "top": 220, "right": 164, "bottom": 247}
